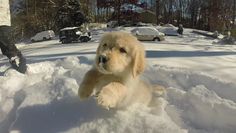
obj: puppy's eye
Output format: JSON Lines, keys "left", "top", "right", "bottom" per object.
{"left": 119, "top": 48, "right": 127, "bottom": 53}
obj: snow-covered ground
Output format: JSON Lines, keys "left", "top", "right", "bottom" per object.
{"left": 0, "top": 27, "right": 236, "bottom": 133}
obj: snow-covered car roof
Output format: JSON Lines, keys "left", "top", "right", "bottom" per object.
{"left": 162, "top": 24, "right": 175, "bottom": 27}
{"left": 60, "top": 27, "right": 80, "bottom": 31}
{"left": 131, "top": 26, "right": 160, "bottom": 32}
{"left": 131, "top": 26, "right": 156, "bottom": 30}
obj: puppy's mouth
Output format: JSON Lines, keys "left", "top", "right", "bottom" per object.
{"left": 96, "top": 55, "right": 112, "bottom": 74}
{"left": 97, "top": 63, "right": 112, "bottom": 74}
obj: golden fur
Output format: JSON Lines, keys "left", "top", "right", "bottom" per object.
{"left": 78, "top": 32, "right": 159, "bottom": 109}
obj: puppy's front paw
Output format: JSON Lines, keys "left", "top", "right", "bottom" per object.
{"left": 97, "top": 86, "right": 118, "bottom": 109}
{"left": 78, "top": 86, "right": 93, "bottom": 100}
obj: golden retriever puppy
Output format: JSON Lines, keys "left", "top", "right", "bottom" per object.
{"left": 78, "top": 32, "right": 155, "bottom": 109}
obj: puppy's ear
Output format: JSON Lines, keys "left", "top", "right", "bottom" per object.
{"left": 132, "top": 43, "right": 145, "bottom": 77}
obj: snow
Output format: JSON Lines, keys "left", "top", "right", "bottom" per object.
{"left": 60, "top": 27, "right": 80, "bottom": 31}
{"left": 0, "top": 27, "right": 236, "bottom": 133}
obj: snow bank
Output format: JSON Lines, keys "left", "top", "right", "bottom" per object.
{"left": 0, "top": 57, "right": 85, "bottom": 132}
{"left": 168, "top": 86, "right": 236, "bottom": 133}
{"left": 0, "top": 57, "right": 186, "bottom": 133}
{"left": 0, "top": 56, "right": 236, "bottom": 133}
{"left": 145, "top": 65, "right": 236, "bottom": 133}
{"left": 67, "top": 99, "right": 186, "bottom": 133}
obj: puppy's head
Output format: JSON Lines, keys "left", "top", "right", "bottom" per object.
{"left": 96, "top": 32, "right": 145, "bottom": 77}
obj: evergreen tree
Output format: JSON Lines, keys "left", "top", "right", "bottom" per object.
{"left": 56, "top": 0, "right": 87, "bottom": 29}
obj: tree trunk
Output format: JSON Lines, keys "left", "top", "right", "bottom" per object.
{"left": 178, "top": 0, "right": 183, "bottom": 24}
{"left": 117, "top": 0, "right": 121, "bottom": 25}
{"left": 156, "top": 0, "right": 160, "bottom": 24}
{"left": 168, "top": 0, "right": 173, "bottom": 23}
{"left": 233, "top": 0, "right": 236, "bottom": 28}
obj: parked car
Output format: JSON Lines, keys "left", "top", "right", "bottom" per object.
{"left": 107, "top": 21, "right": 118, "bottom": 28}
{"left": 31, "top": 30, "right": 55, "bottom": 42}
{"left": 59, "top": 27, "right": 91, "bottom": 44}
{"left": 157, "top": 24, "right": 179, "bottom": 36}
{"left": 131, "top": 27, "right": 165, "bottom": 41}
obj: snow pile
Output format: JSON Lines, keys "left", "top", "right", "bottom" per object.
{"left": 0, "top": 57, "right": 84, "bottom": 132}
{"left": 0, "top": 56, "right": 236, "bottom": 133}
{"left": 145, "top": 66, "right": 236, "bottom": 133}
{"left": 67, "top": 99, "right": 186, "bottom": 133}
{"left": 1, "top": 57, "right": 187, "bottom": 133}
{"left": 168, "top": 85, "right": 236, "bottom": 133}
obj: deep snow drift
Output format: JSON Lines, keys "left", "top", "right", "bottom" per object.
{"left": 0, "top": 27, "right": 236, "bottom": 133}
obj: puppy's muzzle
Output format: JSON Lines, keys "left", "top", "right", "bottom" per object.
{"left": 98, "top": 55, "right": 108, "bottom": 64}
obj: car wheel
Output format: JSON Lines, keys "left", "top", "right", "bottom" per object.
{"left": 85, "top": 37, "right": 90, "bottom": 42}
{"left": 62, "top": 39, "right": 66, "bottom": 44}
{"left": 153, "top": 37, "right": 160, "bottom": 42}
{"left": 80, "top": 38, "right": 84, "bottom": 42}
{"left": 80, "top": 37, "right": 89, "bottom": 42}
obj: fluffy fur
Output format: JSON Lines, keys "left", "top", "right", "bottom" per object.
{"left": 78, "top": 32, "right": 158, "bottom": 109}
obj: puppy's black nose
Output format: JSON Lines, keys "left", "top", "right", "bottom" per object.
{"left": 98, "top": 55, "right": 108, "bottom": 64}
